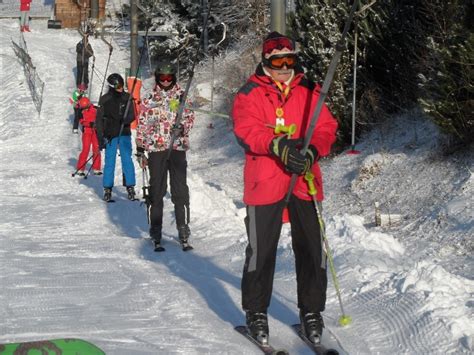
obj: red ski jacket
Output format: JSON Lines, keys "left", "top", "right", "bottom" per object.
{"left": 232, "top": 65, "right": 338, "bottom": 205}
{"left": 79, "top": 105, "right": 97, "bottom": 132}
{"left": 20, "top": 0, "right": 31, "bottom": 11}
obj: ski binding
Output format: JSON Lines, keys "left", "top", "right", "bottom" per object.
{"left": 291, "top": 324, "right": 339, "bottom": 355}
{"left": 235, "top": 325, "right": 288, "bottom": 355}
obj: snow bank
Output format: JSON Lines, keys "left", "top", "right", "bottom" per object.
{"left": 401, "top": 260, "right": 474, "bottom": 341}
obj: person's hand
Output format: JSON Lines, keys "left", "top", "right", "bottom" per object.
{"left": 171, "top": 124, "right": 184, "bottom": 137}
{"left": 270, "top": 136, "right": 308, "bottom": 175}
{"left": 303, "top": 145, "right": 319, "bottom": 172}
{"left": 136, "top": 149, "right": 148, "bottom": 168}
{"left": 99, "top": 137, "right": 109, "bottom": 151}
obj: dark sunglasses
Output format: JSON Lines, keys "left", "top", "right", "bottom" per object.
{"left": 159, "top": 74, "right": 174, "bottom": 82}
{"left": 263, "top": 37, "right": 294, "bottom": 54}
{"left": 263, "top": 53, "right": 298, "bottom": 70}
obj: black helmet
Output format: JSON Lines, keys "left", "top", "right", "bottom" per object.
{"left": 107, "top": 73, "right": 125, "bottom": 90}
{"left": 155, "top": 62, "right": 176, "bottom": 76}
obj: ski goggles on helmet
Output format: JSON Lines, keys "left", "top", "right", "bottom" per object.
{"left": 108, "top": 81, "right": 123, "bottom": 90}
{"left": 262, "top": 36, "right": 294, "bottom": 54}
{"left": 158, "top": 74, "right": 174, "bottom": 82}
{"left": 263, "top": 53, "right": 298, "bottom": 70}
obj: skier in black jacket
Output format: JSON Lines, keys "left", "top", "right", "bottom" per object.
{"left": 76, "top": 34, "right": 94, "bottom": 87}
{"left": 96, "top": 73, "right": 136, "bottom": 202}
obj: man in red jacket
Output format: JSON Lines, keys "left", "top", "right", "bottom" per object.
{"left": 232, "top": 32, "right": 338, "bottom": 345}
{"left": 19, "top": 0, "right": 32, "bottom": 32}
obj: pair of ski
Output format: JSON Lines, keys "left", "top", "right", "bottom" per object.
{"left": 153, "top": 240, "right": 193, "bottom": 252}
{"left": 235, "top": 324, "right": 339, "bottom": 355}
{"left": 104, "top": 197, "right": 139, "bottom": 203}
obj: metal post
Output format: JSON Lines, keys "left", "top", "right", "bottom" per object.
{"left": 202, "top": 0, "right": 209, "bottom": 53}
{"left": 347, "top": 24, "right": 360, "bottom": 155}
{"left": 130, "top": 0, "right": 139, "bottom": 75}
{"left": 270, "top": 0, "right": 286, "bottom": 34}
{"left": 91, "top": 0, "right": 99, "bottom": 18}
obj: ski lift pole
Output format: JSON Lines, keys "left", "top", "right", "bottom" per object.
{"left": 347, "top": 23, "right": 360, "bottom": 155}
{"left": 177, "top": 31, "right": 191, "bottom": 84}
{"left": 285, "top": 0, "right": 359, "bottom": 203}
{"left": 211, "top": 22, "right": 226, "bottom": 111}
{"left": 98, "top": 29, "right": 114, "bottom": 101}
{"left": 116, "top": 23, "right": 150, "bottom": 146}
{"left": 304, "top": 172, "right": 352, "bottom": 326}
{"left": 88, "top": 55, "right": 96, "bottom": 97}
{"left": 166, "top": 1, "right": 212, "bottom": 160}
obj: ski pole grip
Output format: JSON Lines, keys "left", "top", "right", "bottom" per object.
{"left": 274, "top": 123, "right": 297, "bottom": 138}
{"left": 304, "top": 172, "right": 317, "bottom": 196}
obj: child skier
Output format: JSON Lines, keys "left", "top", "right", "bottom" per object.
{"left": 75, "top": 97, "right": 101, "bottom": 176}
{"left": 70, "top": 84, "right": 87, "bottom": 134}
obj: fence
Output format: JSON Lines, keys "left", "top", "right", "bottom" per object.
{"left": 11, "top": 34, "right": 45, "bottom": 114}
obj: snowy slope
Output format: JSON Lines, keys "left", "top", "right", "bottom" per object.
{"left": 0, "top": 19, "right": 473, "bottom": 355}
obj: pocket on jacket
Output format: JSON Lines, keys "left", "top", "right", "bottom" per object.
{"left": 244, "top": 155, "right": 278, "bottom": 183}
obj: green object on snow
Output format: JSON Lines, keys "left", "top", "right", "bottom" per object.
{"left": 0, "top": 338, "right": 105, "bottom": 355}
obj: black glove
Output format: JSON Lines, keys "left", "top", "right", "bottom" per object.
{"left": 171, "top": 123, "right": 184, "bottom": 137}
{"left": 136, "top": 147, "right": 148, "bottom": 168}
{"left": 270, "top": 136, "right": 319, "bottom": 175}
{"left": 99, "top": 137, "right": 109, "bottom": 151}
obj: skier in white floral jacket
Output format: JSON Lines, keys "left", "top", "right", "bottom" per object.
{"left": 136, "top": 61, "right": 195, "bottom": 251}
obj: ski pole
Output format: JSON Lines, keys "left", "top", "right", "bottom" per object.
{"left": 84, "top": 151, "right": 100, "bottom": 179}
{"left": 305, "top": 172, "right": 352, "bottom": 326}
{"left": 285, "top": 0, "right": 360, "bottom": 203}
{"left": 71, "top": 153, "right": 95, "bottom": 177}
{"left": 141, "top": 166, "right": 152, "bottom": 224}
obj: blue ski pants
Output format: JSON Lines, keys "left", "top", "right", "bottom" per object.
{"left": 103, "top": 135, "right": 136, "bottom": 188}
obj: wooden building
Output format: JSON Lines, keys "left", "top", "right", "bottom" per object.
{"left": 54, "top": 0, "right": 106, "bottom": 28}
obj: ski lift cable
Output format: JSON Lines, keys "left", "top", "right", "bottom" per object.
{"left": 285, "top": 0, "right": 360, "bottom": 202}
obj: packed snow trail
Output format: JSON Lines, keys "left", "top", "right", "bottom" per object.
{"left": 1, "top": 19, "right": 472, "bottom": 354}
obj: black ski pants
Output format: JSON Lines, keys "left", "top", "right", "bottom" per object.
{"left": 73, "top": 106, "right": 81, "bottom": 130}
{"left": 76, "top": 60, "right": 89, "bottom": 87}
{"left": 241, "top": 196, "right": 327, "bottom": 314}
{"left": 147, "top": 150, "right": 190, "bottom": 240}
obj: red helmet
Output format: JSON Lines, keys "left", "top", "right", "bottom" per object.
{"left": 78, "top": 97, "right": 91, "bottom": 109}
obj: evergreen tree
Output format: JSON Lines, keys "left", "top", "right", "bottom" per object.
{"left": 418, "top": 1, "right": 473, "bottom": 146}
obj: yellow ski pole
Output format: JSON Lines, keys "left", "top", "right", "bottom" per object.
{"left": 305, "top": 172, "right": 352, "bottom": 326}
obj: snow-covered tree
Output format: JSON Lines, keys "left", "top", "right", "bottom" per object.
{"left": 417, "top": 1, "right": 473, "bottom": 146}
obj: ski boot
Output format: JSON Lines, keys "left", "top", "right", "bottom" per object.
{"left": 76, "top": 170, "right": 85, "bottom": 177}
{"left": 153, "top": 240, "right": 165, "bottom": 252}
{"left": 300, "top": 310, "right": 324, "bottom": 344}
{"left": 150, "top": 227, "right": 164, "bottom": 252}
{"left": 246, "top": 311, "right": 269, "bottom": 345}
{"left": 126, "top": 186, "right": 136, "bottom": 200}
{"left": 103, "top": 188, "right": 112, "bottom": 202}
{"left": 93, "top": 170, "right": 103, "bottom": 176}
{"left": 177, "top": 224, "right": 193, "bottom": 251}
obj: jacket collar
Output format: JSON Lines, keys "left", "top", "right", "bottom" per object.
{"left": 252, "top": 62, "right": 305, "bottom": 91}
